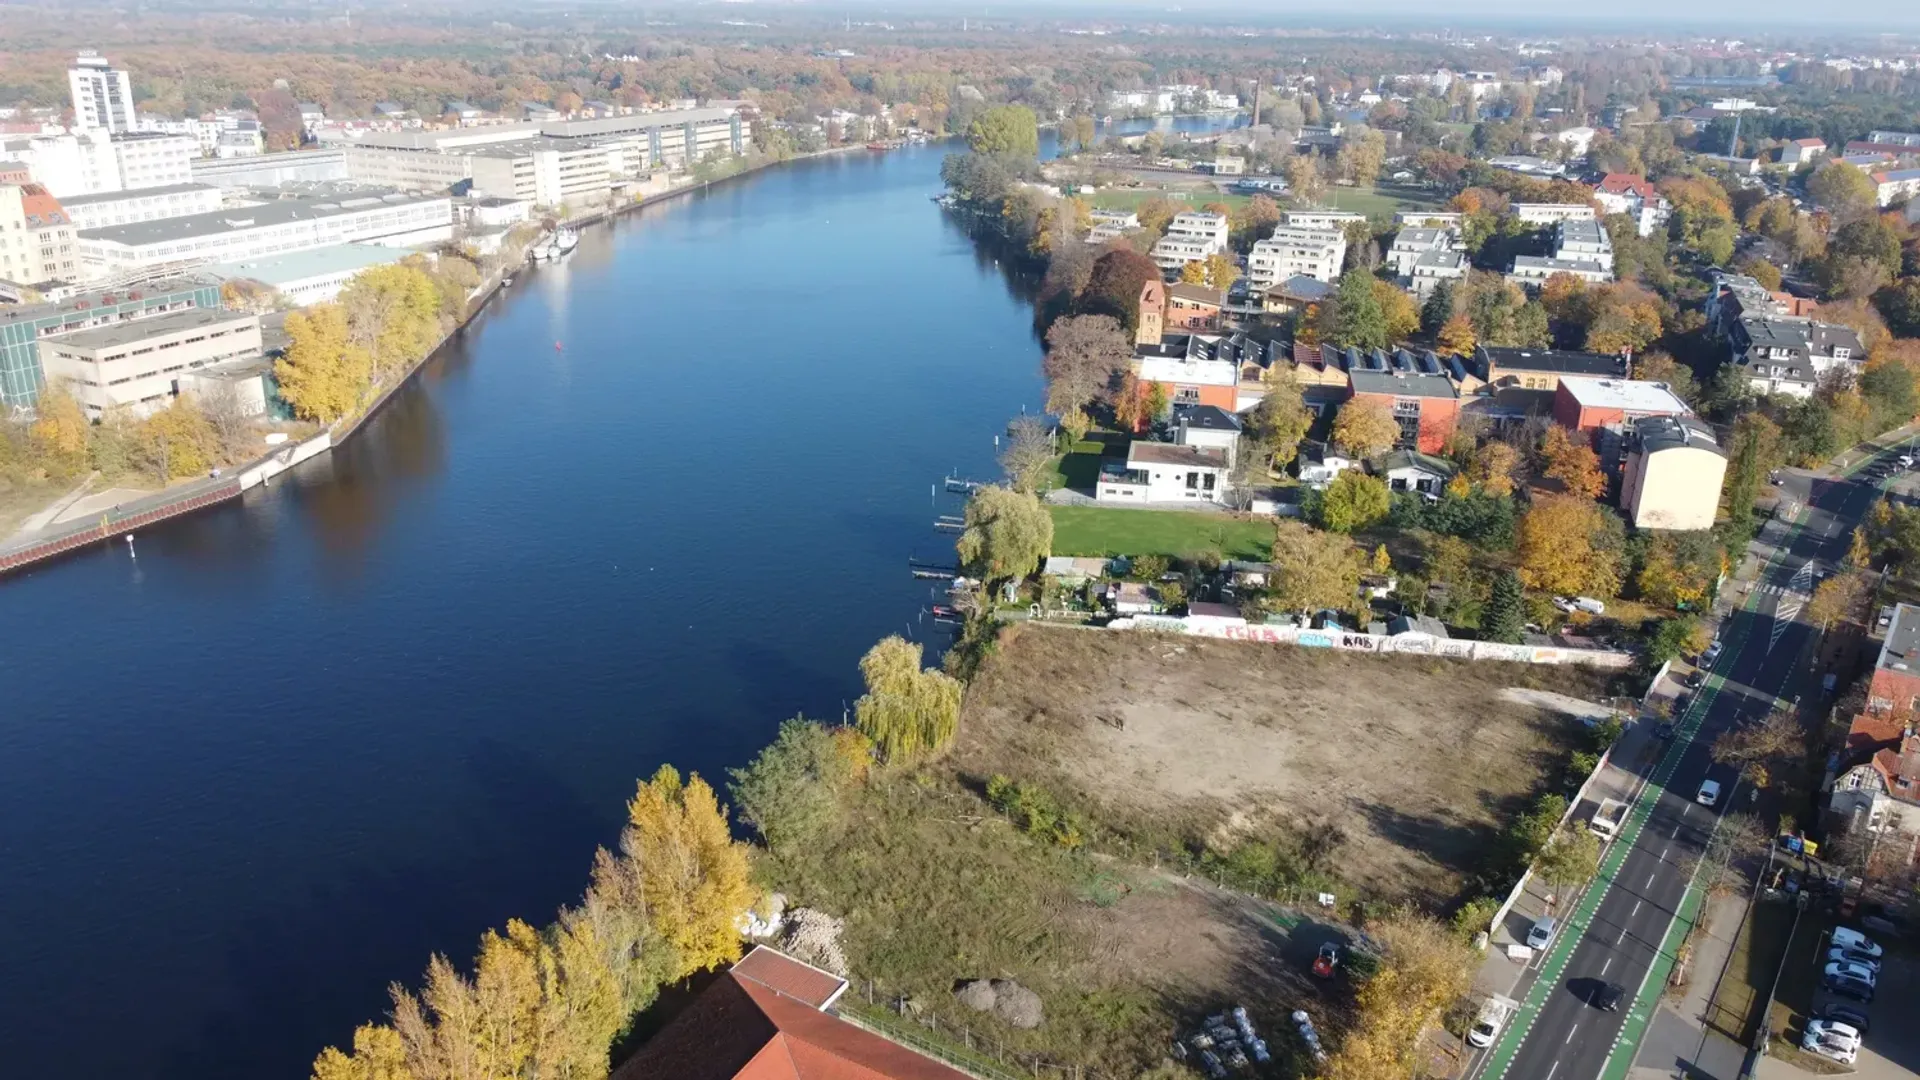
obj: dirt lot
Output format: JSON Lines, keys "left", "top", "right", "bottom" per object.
{"left": 957, "top": 625, "right": 1617, "bottom": 904}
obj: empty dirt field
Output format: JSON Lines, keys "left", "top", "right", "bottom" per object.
{"left": 956, "top": 625, "right": 1619, "bottom": 904}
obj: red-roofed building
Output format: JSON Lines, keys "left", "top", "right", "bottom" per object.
{"left": 0, "top": 182, "right": 77, "bottom": 287}
{"left": 1780, "top": 137, "right": 1827, "bottom": 165}
{"left": 611, "top": 947, "right": 976, "bottom": 1080}
{"left": 1829, "top": 604, "right": 1920, "bottom": 869}
{"left": 1590, "top": 173, "right": 1669, "bottom": 237}
{"left": 0, "top": 160, "right": 28, "bottom": 185}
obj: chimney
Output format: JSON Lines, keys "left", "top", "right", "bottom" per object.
{"left": 1252, "top": 80, "right": 1262, "bottom": 128}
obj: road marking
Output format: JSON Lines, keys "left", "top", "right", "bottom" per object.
{"left": 1645, "top": 872, "right": 1654, "bottom": 889}
{"left": 1565, "top": 1027, "right": 1577, "bottom": 1045}
{"left": 1601, "top": 957, "right": 1612, "bottom": 975}
{"left": 1631, "top": 900, "right": 1641, "bottom": 918}
{"left": 1616, "top": 927, "right": 1625, "bottom": 945}
{"left": 1660, "top": 846, "right": 1668, "bottom": 859}
{"left": 1546, "top": 1063, "right": 1558, "bottom": 1080}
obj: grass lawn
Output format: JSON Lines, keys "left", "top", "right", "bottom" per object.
{"left": 1046, "top": 432, "right": 1127, "bottom": 493}
{"left": 1316, "top": 182, "right": 1445, "bottom": 219}
{"left": 1048, "top": 505, "right": 1275, "bottom": 561}
{"left": 1089, "top": 188, "right": 1252, "bottom": 213}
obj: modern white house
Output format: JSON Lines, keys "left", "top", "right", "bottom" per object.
{"left": 1379, "top": 449, "right": 1456, "bottom": 497}
{"left": 1149, "top": 211, "right": 1230, "bottom": 273}
{"left": 1296, "top": 441, "right": 1357, "bottom": 488}
{"left": 1246, "top": 226, "right": 1347, "bottom": 288}
{"left": 1097, "top": 440, "right": 1232, "bottom": 504}
{"left": 1509, "top": 255, "right": 1611, "bottom": 286}
{"left": 1280, "top": 209, "right": 1366, "bottom": 231}
{"left": 1386, "top": 226, "right": 1464, "bottom": 278}
{"left": 1513, "top": 202, "right": 1596, "bottom": 225}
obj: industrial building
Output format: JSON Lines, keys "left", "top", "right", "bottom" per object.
{"left": 75, "top": 191, "right": 452, "bottom": 278}
{"left": 0, "top": 276, "right": 221, "bottom": 410}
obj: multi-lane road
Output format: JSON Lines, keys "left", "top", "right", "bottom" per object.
{"left": 1479, "top": 443, "right": 1910, "bottom": 1080}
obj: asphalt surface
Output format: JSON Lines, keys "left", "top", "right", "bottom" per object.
{"left": 1494, "top": 445, "right": 1910, "bottom": 1080}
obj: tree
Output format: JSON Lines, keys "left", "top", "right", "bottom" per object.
{"left": 277, "top": 303, "right": 373, "bottom": 422}
{"left": 998, "top": 415, "right": 1054, "bottom": 494}
{"left": 1134, "top": 197, "right": 1178, "bottom": 237}
{"left": 1042, "top": 314, "right": 1129, "bottom": 419}
{"left": 1112, "top": 369, "right": 1145, "bottom": 433}
{"left": 620, "top": 764, "right": 756, "bottom": 980}
{"left": 1539, "top": 426, "right": 1606, "bottom": 499}
{"left": 1143, "top": 380, "right": 1170, "bottom": 422}
{"left": 1319, "top": 908, "right": 1475, "bottom": 1080}
{"left": 1203, "top": 252, "right": 1240, "bottom": 291}
{"left": 854, "top": 636, "right": 964, "bottom": 763}
{"left": 1318, "top": 470, "right": 1391, "bottom": 533}
{"left": 1513, "top": 300, "right": 1552, "bottom": 349}
{"left": 339, "top": 263, "right": 445, "bottom": 378}
{"left": 1334, "top": 127, "right": 1387, "bottom": 185}
{"left": 1282, "top": 154, "right": 1325, "bottom": 205}
{"left": 1713, "top": 712, "right": 1802, "bottom": 789}
{"left": 955, "top": 485, "right": 1053, "bottom": 583}
{"left": 1484, "top": 570, "right": 1526, "bottom": 643}
{"left": 1735, "top": 255, "right": 1783, "bottom": 291}
{"left": 1332, "top": 267, "right": 1390, "bottom": 348}
{"left": 965, "top": 105, "right": 1038, "bottom": 158}
{"left": 1635, "top": 532, "right": 1719, "bottom": 609}
{"left": 1371, "top": 279, "right": 1421, "bottom": 342}
{"left": 728, "top": 717, "right": 867, "bottom": 852}
{"left": 1437, "top": 313, "right": 1477, "bottom": 356}
{"left": 28, "top": 379, "right": 89, "bottom": 463}
{"left": 1535, "top": 826, "right": 1601, "bottom": 890}
{"left": 1808, "top": 160, "right": 1877, "bottom": 219}
{"left": 1632, "top": 350, "right": 1697, "bottom": 404}
{"left": 1269, "top": 520, "right": 1365, "bottom": 615}
{"left": 1420, "top": 280, "right": 1455, "bottom": 336}
{"left": 1539, "top": 272, "right": 1589, "bottom": 323}
{"left": 138, "top": 397, "right": 217, "bottom": 483}
{"left": 1516, "top": 495, "right": 1621, "bottom": 597}
{"left": 1647, "top": 616, "right": 1709, "bottom": 666}
{"left": 1333, "top": 399, "right": 1399, "bottom": 458}
{"left": 1178, "top": 260, "right": 1209, "bottom": 286}
{"left": 1244, "top": 370, "right": 1313, "bottom": 471}
{"left": 1079, "top": 248, "right": 1160, "bottom": 336}
{"left": 1807, "top": 570, "right": 1871, "bottom": 629}
{"left": 1467, "top": 441, "right": 1521, "bottom": 496}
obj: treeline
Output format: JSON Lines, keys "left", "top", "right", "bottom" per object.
{"left": 312, "top": 634, "right": 964, "bottom": 1080}
{"left": 0, "top": 381, "right": 255, "bottom": 495}
{"left": 274, "top": 258, "right": 481, "bottom": 425}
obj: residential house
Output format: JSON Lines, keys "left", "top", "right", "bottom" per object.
{"left": 1730, "top": 316, "right": 1865, "bottom": 397}
{"left": 1212, "top": 156, "right": 1246, "bottom": 176}
{"left": 1512, "top": 203, "right": 1596, "bottom": 225}
{"left": 609, "top": 945, "right": 975, "bottom": 1080}
{"left": 1379, "top": 449, "right": 1456, "bottom": 497}
{"left": 1509, "top": 255, "right": 1611, "bottom": 287}
{"left": 1552, "top": 378, "right": 1691, "bottom": 433}
{"left": 1248, "top": 226, "right": 1347, "bottom": 288}
{"left": 1704, "top": 271, "right": 1790, "bottom": 339}
{"left": 1871, "top": 168, "right": 1920, "bottom": 207}
{"left": 1105, "top": 581, "right": 1163, "bottom": 615}
{"left": 1165, "top": 282, "right": 1223, "bottom": 332}
{"left": 0, "top": 182, "right": 78, "bottom": 289}
{"left": 1170, "top": 403, "right": 1242, "bottom": 465}
{"left": 1279, "top": 209, "right": 1366, "bottom": 231}
{"left": 1868, "top": 130, "right": 1920, "bottom": 147}
{"left": 1149, "top": 211, "right": 1229, "bottom": 273}
{"left": 1394, "top": 210, "right": 1465, "bottom": 228}
{"left": 1780, "top": 137, "right": 1827, "bottom": 165}
{"left": 1474, "top": 346, "right": 1626, "bottom": 391}
{"left": 1509, "top": 218, "right": 1614, "bottom": 287}
{"left": 1347, "top": 366, "right": 1460, "bottom": 453}
{"left": 1829, "top": 604, "right": 1920, "bottom": 867}
{"left": 1297, "top": 440, "right": 1358, "bottom": 488}
{"left": 1489, "top": 156, "right": 1567, "bottom": 178}
{"left": 1408, "top": 250, "right": 1469, "bottom": 298}
{"left": 1262, "top": 274, "right": 1334, "bottom": 317}
{"left": 1385, "top": 227, "right": 1463, "bottom": 278}
{"left": 1136, "top": 279, "right": 1167, "bottom": 345}
{"left": 1592, "top": 173, "right": 1671, "bottom": 238}
{"left": 1618, "top": 416, "right": 1726, "bottom": 531}
{"left": 1097, "top": 440, "right": 1232, "bottom": 505}
{"left": 1133, "top": 333, "right": 1239, "bottom": 415}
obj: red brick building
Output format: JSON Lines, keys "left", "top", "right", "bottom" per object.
{"left": 1135, "top": 279, "right": 1165, "bottom": 345}
{"left": 1164, "top": 282, "right": 1223, "bottom": 332}
{"left": 1552, "top": 378, "right": 1692, "bottom": 433}
{"left": 1347, "top": 368, "right": 1460, "bottom": 453}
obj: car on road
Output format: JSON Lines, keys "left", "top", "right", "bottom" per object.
{"left": 1817, "top": 1003, "right": 1871, "bottom": 1036}
{"left": 1824, "top": 960, "right": 1878, "bottom": 986}
{"left": 1654, "top": 721, "right": 1676, "bottom": 741}
{"left": 1832, "top": 927, "right": 1884, "bottom": 957}
{"left": 1697, "top": 779, "right": 1722, "bottom": 807}
{"left": 1467, "top": 995, "right": 1517, "bottom": 1048}
{"left": 1826, "top": 947, "right": 1882, "bottom": 972}
{"left": 1683, "top": 669, "right": 1705, "bottom": 689}
{"left": 1702, "top": 641, "right": 1724, "bottom": 666}
{"left": 1823, "top": 974, "right": 1875, "bottom": 1003}
{"left": 1899, "top": 454, "right": 1914, "bottom": 469}
{"left": 1589, "top": 981, "right": 1625, "bottom": 1012}
{"left": 1526, "top": 917, "right": 1557, "bottom": 950}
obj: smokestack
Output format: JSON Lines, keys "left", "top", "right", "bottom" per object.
{"left": 1252, "top": 80, "right": 1262, "bottom": 128}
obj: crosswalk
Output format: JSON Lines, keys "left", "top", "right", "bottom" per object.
{"left": 1766, "top": 561, "right": 1814, "bottom": 652}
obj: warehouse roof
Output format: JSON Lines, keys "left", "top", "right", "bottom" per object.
{"left": 56, "top": 182, "right": 219, "bottom": 208}
{"left": 205, "top": 243, "right": 408, "bottom": 287}
{"left": 77, "top": 191, "right": 445, "bottom": 247}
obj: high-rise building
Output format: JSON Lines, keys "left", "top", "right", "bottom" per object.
{"left": 68, "top": 50, "right": 136, "bottom": 134}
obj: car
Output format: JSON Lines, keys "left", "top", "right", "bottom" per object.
{"left": 1589, "top": 981, "right": 1625, "bottom": 1011}
{"left": 1466, "top": 996, "right": 1517, "bottom": 1048}
{"left": 1526, "top": 917, "right": 1557, "bottom": 950}
{"left": 1826, "top": 947, "right": 1882, "bottom": 972}
{"left": 1312, "top": 942, "right": 1340, "bottom": 979}
{"left": 1832, "top": 927, "right": 1884, "bottom": 957}
{"left": 1898, "top": 454, "right": 1914, "bottom": 469}
{"left": 1697, "top": 779, "right": 1722, "bottom": 807}
{"left": 1817, "top": 1003, "right": 1871, "bottom": 1036}
{"left": 1824, "top": 974, "right": 1876, "bottom": 1003}
{"left": 1802, "top": 1033, "right": 1858, "bottom": 1065}
{"left": 1804, "top": 1018, "right": 1862, "bottom": 1047}
{"left": 1654, "top": 721, "right": 1676, "bottom": 741}
{"left": 1825, "top": 960, "right": 1878, "bottom": 986}
{"left": 1702, "top": 641, "right": 1724, "bottom": 666}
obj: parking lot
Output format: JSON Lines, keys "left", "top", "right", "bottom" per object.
{"left": 1762, "top": 920, "right": 1920, "bottom": 1078}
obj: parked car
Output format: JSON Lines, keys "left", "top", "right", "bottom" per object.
{"left": 1654, "top": 721, "right": 1676, "bottom": 741}
{"left": 1697, "top": 779, "right": 1722, "bottom": 807}
{"left": 1802, "top": 1033, "right": 1858, "bottom": 1065}
{"left": 1826, "top": 947, "right": 1882, "bottom": 972}
{"left": 1526, "top": 917, "right": 1557, "bottom": 950}
{"left": 1817, "top": 1003, "right": 1870, "bottom": 1036}
{"left": 1702, "top": 641, "right": 1724, "bottom": 666}
{"left": 1804, "top": 1018, "right": 1862, "bottom": 1047}
{"left": 1467, "top": 996, "right": 1517, "bottom": 1049}
{"left": 1823, "top": 974, "right": 1875, "bottom": 1003}
{"left": 1832, "top": 927, "right": 1884, "bottom": 957}
{"left": 1824, "top": 960, "right": 1878, "bottom": 986}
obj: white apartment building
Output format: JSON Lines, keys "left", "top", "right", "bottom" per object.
{"left": 1247, "top": 226, "right": 1348, "bottom": 288}
{"left": 0, "top": 130, "right": 119, "bottom": 198}
{"left": 1149, "top": 211, "right": 1230, "bottom": 272}
{"left": 68, "top": 51, "right": 136, "bottom": 134}
{"left": 1385, "top": 227, "right": 1462, "bottom": 277}
{"left": 113, "top": 134, "right": 197, "bottom": 191}
{"left": 1408, "top": 250, "right": 1468, "bottom": 298}
{"left": 76, "top": 191, "right": 453, "bottom": 278}
{"left": 1591, "top": 174, "right": 1671, "bottom": 239}
{"left": 1553, "top": 218, "right": 1614, "bottom": 272}
{"left": 0, "top": 183, "right": 79, "bottom": 287}
{"left": 1867, "top": 130, "right": 1920, "bottom": 147}
{"left": 57, "top": 183, "right": 224, "bottom": 231}
{"left": 1513, "top": 202, "right": 1597, "bottom": 225}
{"left": 40, "top": 307, "right": 261, "bottom": 417}
{"left": 1509, "top": 255, "right": 1612, "bottom": 286}
{"left": 1281, "top": 209, "right": 1366, "bottom": 231}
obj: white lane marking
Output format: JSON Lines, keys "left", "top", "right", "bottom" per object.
{"left": 1617, "top": 927, "right": 1626, "bottom": 945}
{"left": 1631, "top": 900, "right": 1642, "bottom": 918}
{"left": 1565, "top": 1027, "right": 1576, "bottom": 1045}
{"left": 1661, "top": 846, "right": 1669, "bottom": 859}
{"left": 1547, "top": 1062, "right": 1559, "bottom": 1080}
{"left": 1602, "top": 957, "right": 1612, "bottom": 975}
{"left": 1645, "top": 872, "right": 1655, "bottom": 889}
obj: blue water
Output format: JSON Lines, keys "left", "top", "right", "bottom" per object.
{"left": 0, "top": 117, "right": 1236, "bottom": 1079}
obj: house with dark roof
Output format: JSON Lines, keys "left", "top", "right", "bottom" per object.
{"left": 1346, "top": 366, "right": 1460, "bottom": 454}
{"left": 1164, "top": 281, "right": 1223, "bottom": 332}
{"left": 1473, "top": 346, "right": 1626, "bottom": 392}
{"left": 1262, "top": 274, "right": 1334, "bottom": 317}
{"left": 611, "top": 946, "right": 972, "bottom": 1080}
{"left": 1828, "top": 604, "right": 1920, "bottom": 868}
{"left": 1729, "top": 316, "right": 1864, "bottom": 398}
{"left": 1378, "top": 449, "right": 1456, "bottom": 498}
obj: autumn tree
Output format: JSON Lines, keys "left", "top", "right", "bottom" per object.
{"left": 621, "top": 765, "right": 757, "bottom": 978}
{"left": 1539, "top": 425, "right": 1607, "bottom": 499}
{"left": 1203, "top": 252, "right": 1240, "bottom": 291}
{"left": 854, "top": 635, "right": 964, "bottom": 763}
{"left": 1042, "top": 313, "right": 1129, "bottom": 420}
{"left": 1808, "top": 160, "right": 1877, "bottom": 219}
{"left": 28, "top": 379, "right": 90, "bottom": 465}
{"left": 1807, "top": 570, "right": 1871, "bottom": 629}
{"left": 728, "top": 717, "right": 868, "bottom": 853}
{"left": 998, "top": 415, "right": 1054, "bottom": 494}
{"left": 1283, "top": 154, "right": 1325, "bottom": 205}
{"left": 278, "top": 304, "right": 373, "bottom": 422}
{"left": 1269, "top": 520, "right": 1366, "bottom": 615}
{"left": 1333, "top": 399, "right": 1400, "bottom": 459}
{"left": 1632, "top": 350, "right": 1697, "bottom": 404}
{"left": 1467, "top": 441, "right": 1521, "bottom": 496}
{"left": 1437, "top": 313, "right": 1477, "bottom": 356}
{"left": 1078, "top": 248, "right": 1160, "bottom": 336}
{"left": 1371, "top": 279, "right": 1421, "bottom": 342}
{"left": 1536, "top": 826, "right": 1602, "bottom": 890}
{"left": 955, "top": 484, "right": 1053, "bottom": 584}
{"left": 965, "top": 105, "right": 1038, "bottom": 157}
{"left": 1319, "top": 908, "right": 1476, "bottom": 1080}
{"left": 1516, "top": 495, "right": 1621, "bottom": 597}
{"left": 1244, "top": 369, "right": 1313, "bottom": 471}
{"left": 1178, "top": 260, "right": 1209, "bottom": 286}
{"left": 1134, "top": 197, "right": 1178, "bottom": 238}
{"left": 339, "top": 263, "right": 446, "bottom": 378}
{"left": 1317, "top": 470, "right": 1391, "bottom": 533}
{"left": 138, "top": 396, "right": 218, "bottom": 484}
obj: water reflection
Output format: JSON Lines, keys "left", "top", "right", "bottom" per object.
{"left": 301, "top": 379, "right": 448, "bottom": 570}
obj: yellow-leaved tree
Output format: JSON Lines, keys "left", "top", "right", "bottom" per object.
{"left": 1516, "top": 494, "right": 1621, "bottom": 597}
{"left": 340, "top": 263, "right": 447, "bottom": 378}
{"left": 310, "top": 1024, "right": 413, "bottom": 1080}
{"left": 854, "top": 635, "right": 965, "bottom": 763}
{"left": 622, "top": 764, "right": 756, "bottom": 980}
{"left": 277, "top": 304, "right": 373, "bottom": 422}
{"left": 1178, "top": 260, "right": 1210, "bottom": 286}
{"left": 29, "top": 379, "right": 90, "bottom": 461}
{"left": 1320, "top": 908, "right": 1476, "bottom": 1080}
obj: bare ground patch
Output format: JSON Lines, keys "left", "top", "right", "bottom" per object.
{"left": 956, "top": 624, "right": 1617, "bottom": 905}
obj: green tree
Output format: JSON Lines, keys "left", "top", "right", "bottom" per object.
{"left": 854, "top": 635, "right": 964, "bottom": 763}
{"left": 1245, "top": 370, "right": 1313, "bottom": 470}
{"left": 1332, "top": 267, "right": 1390, "bottom": 349}
{"left": 1317, "top": 470, "right": 1391, "bottom": 533}
{"left": 955, "top": 484, "right": 1053, "bottom": 583}
{"left": 1536, "top": 826, "right": 1601, "bottom": 890}
{"left": 966, "top": 105, "right": 1039, "bottom": 158}
{"left": 728, "top": 717, "right": 866, "bottom": 852}
{"left": 1647, "top": 616, "right": 1707, "bottom": 665}
{"left": 1807, "top": 160, "right": 1877, "bottom": 218}
{"left": 1419, "top": 280, "right": 1455, "bottom": 336}
{"left": 1484, "top": 570, "right": 1526, "bottom": 643}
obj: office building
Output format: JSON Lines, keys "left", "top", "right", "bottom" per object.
{"left": 112, "top": 134, "right": 197, "bottom": 192}
{"left": 0, "top": 183, "right": 79, "bottom": 293}
{"left": 57, "top": 183, "right": 224, "bottom": 231}
{"left": 205, "top": 243, "right": 409, "bottom": 307}
{"left": 68, "top": 51, "right": 136, "bottom": 134}
{"left": 1247, "top": 226, "right": 1347, "bottom": 288}
{"left": 0, "top": 276, "right": 219, "bottom": 410}
{"left": 76, "top": 191, "right": 453, "bottom": 278}
{"left": 192, "top": 149, "right": 349, "bottom": 189}
{"left": 0, "top": 130, "right": 119, "bottom": 198}
{"left": 40, "top": 307, "right": 262, "bottom": 418}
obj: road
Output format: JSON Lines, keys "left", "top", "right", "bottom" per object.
{"left": 1481, "top": 442, "right": 1911, "bottom": 1080}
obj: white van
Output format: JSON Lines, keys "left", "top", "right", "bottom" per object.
{"left": 1697, "top": 779, "right": 1721, "bottom": 807}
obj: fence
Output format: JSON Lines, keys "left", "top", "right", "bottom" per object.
{"left": 1112, "top": 614, "right": 1636, "bottom": 669}
{"left": 840, "top": 980, "right": 1110, "bottom": 1080}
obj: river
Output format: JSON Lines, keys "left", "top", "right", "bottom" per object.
{"left": 0, "top": 115, "right": 1237, "bottom": 1079}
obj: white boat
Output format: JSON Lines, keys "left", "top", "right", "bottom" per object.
{"left": 553, "top": 227, "right": 579, "bottom": 255}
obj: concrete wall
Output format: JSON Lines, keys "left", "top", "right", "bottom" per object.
{"left": 1114, "top": 614, "right": 1635, "bottom": 668}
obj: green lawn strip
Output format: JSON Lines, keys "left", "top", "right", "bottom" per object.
{"left": 1045, "top": 505, "right": 1274, "bottom": 561}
